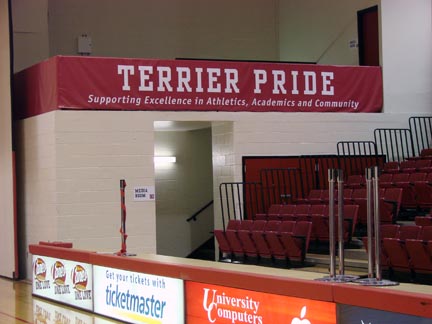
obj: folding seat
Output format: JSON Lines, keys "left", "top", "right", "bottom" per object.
{"left": 251, "top": 220, "right": 267, "bottom": 232}
{"left": 266, "top": 204, "right": 283, "bottom": 220}
{"left": 415, "top": 216, "right": 432, "bottom": 226}
{"left": 350, "top": 188, "right": 368, "bottom": 226}
{"left": 379, "top": 200, "right": 398, "bottom": 224}
{"left": 251, "top": 230, "right": 272, "bottom": 261}
{"left": 418, "top": 226, "right": 432, "bottom": 240}
{"left": 382, "top": 238, "right": 411, "bottom": 274}
{"left": 382, "top": 187, "right": 403, "bottom": 218}
{"left": 279, "top": 221, "right": 312, "bottom": 263}
{"left": 362, "top": 224, "right": 400, "bottom": 271}
{"left": 297, "top": 189, "right": 322, "bottom": 204}
{"left": 420, "top": 148, "right": 432, "bottom": 159}
{"left": 320, "top": 189, "right": 331, "bottom": 204}
{"left": 226, "top": 219, "right": 242, "bottom": 231}
{"left": 311, "top": 215, "right": 329, "bottom": 243}
{"left": 382, "top": 161, "right": 400, "bottom": 174}
{"left": 278, "top": 204, "right": 296, "bottom": 221}
{"left": 340, "top": 188, "right": 353, "bottom": 203}
{"left": 415, "top": 159, "right": 432, "bottom": 173}
{"left": 405, "top": 239, "right": 432, "bottom": 275}
{"left": 279, "top": 220, "right": 296, "bottom": 234}
{"left": 309, "top": 204, "right": 326, "bottom": 216}
{"left": 380, "top": 224, "right": 401, "bottom": 238}
{"left": 214, "top": 230, "right": 233, "bottom": 259}
{"left": 413, "top": 180, "right": 432, "bottom": 210}
{"left": 264, "top": 231, "right": 288, "bottom": 263}
{"left": 397, "top": 225, "right": 421, "bottom": 240}
{"left": 345, "top": 175, "right": 366, "bottom": 189}
{"left": 409, "top": 172, "right": 427, "bottom": 184}
{"left": 379, "top": 173, "right": 394, "bottom": 188}
{"left": 264, "top": 220, "right": 282, "bottom": 232}
{"left": 237, "top": 230, "right": 259, "bottom": 261}
{"left": 225, "top": 230, "right": 245, "bottom": 260}
{"left": 238, "top": 219, "right": 254, "bottom": 231}
{"left": 399, "top": 160, "right": 416, "bottom": 173}
{"left": 339, "top": 204, "right": 359, "bottom": 242}
{"left": 391, "top": 172, "right": 410, "bottom": 186}
{"left": 255, "top": 204, "right": 282, "bottom": 221}
{"left": 294, "top": 204, "right": 311, "bottom": 221}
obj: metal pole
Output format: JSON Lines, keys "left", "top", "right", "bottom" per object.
{"left": 337, "top": 170, "right": 345, "bottom": 275}
{"left": 365, "top": 168, "right": 374, "bottom": 278}
{"left": 372, "top": 166, "right": 382, "bottom": 281}
{"left": 328, "top": 169, "right": 336, "bottom": 278}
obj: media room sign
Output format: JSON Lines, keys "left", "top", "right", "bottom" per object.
{"left": 32, "top": 255, "right": 93, "bottom": 311}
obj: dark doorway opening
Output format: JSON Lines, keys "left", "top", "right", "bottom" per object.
{"left": 358, "top": 5, "right": 379, "bottom": 66}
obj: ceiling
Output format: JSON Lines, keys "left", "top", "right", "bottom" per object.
{"left": 154, "top": 121, "right": 211, "bottom": 132}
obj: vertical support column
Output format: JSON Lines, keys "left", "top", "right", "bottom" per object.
{"left": 337, "top": 170, "right": 345, "bottom": 276}
{"left": 357, "top": 167, "right": 398, "bottom": 286}
{"left": 372, "top": 166, "right": 382, "bottom": 281}
{"left": 116, "top": 179, "right": 136, "bottom": 257}
{"left": 328, "top": 169, "right": 336, "bottom": 278}
{"left": 316, "top": 169, "right": 358, "bottom": 283}
{"left": 365, "top": 168, "right": 374, "bottom": 279}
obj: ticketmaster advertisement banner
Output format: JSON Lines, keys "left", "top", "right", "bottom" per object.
{"left": 337, "top": 304, "right": 431, "bottom": 324}
{"left": 32, "top": 255, "right": 93, "bottom": 311}
{"left": 186, "top": 281, "right": 336, "bottom": 324}
{"left": 93, "top": 265, "right": 184, "bottom": 324}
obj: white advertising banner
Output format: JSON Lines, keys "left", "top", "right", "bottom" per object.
{"left": 93, "top": 265, "right": 184, "bottom": 324}
{"left": 32, "top": 255, "right": 93, "bottom": 311}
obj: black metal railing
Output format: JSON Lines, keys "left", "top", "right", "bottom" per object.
{"left": 186, "top": 200, "right": 214, "bottom": 222}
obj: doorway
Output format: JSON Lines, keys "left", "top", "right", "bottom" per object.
{"left": 358, "top": 5, "right": 379, "bottom": 66}
{"left": 154, "top": 121, "right": 214, "bottom": 258}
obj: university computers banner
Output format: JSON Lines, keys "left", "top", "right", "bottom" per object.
{"left": 15, "top": 55, "right": 383, "bottom": 117}
{"left": 185, "top": 281, "right": 336, "bottom": 324}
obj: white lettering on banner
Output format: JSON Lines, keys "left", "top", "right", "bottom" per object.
{"left": 202, "top": 288, "right": 263, "bottom": 324}
{"left": 118, "top": 65, "right": 240, "bottom": 94}
{"left": 253, "top": 70, "right": 335, "bottom": 96}
{"left": 88, "top": 94, "right": 141, "bottom": 106}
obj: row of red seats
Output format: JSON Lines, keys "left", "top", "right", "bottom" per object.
{"left": 379, "top": 172, "right": 432, "bottom": 210}
{"left": 382, "top": 158, "right": 432, "bottom": 174}
{"left": 214, "top": 219, "right": 312, "bottom": 266}
{"left": 254, "top": 204, "right": 359, "bottom": 243}
{"left": 415, "top": 215, "right": 432, "bottom": 226}
{"left": 298, "top": 187, "right": 403, "bottom": 226}
{"left": 363, "top": 224, "right": 432, "bottom": 278}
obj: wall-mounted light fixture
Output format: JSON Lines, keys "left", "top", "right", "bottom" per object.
{"left": 154, "top": 156, "right": 176, "bottom": 164}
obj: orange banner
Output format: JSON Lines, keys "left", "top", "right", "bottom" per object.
{"left": 186, "top": 281, "right": 336, "bottom": 324}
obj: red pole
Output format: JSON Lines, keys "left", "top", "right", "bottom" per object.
{"left": 117, "top": 179, "right": 128, "bottom": 255}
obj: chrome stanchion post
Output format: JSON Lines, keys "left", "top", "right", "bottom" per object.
{"left": 357, "top": 167, "right": 398, "bottom": 286}
{"left": 337, "top": 170, "right": 345, "bottom": 276}
{"left": 316, "top": 169, "right": 357, "bottom": 282}
{"left": 366, "top": 168, "right": 374, "bottom": 279}
{"left": 329, "top": 169, "right": 336, "bottom": 278}
{"left": 373, "top": 166, "right": 382, "bottom": 281}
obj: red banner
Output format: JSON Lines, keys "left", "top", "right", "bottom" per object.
{"left": 15, "top": 55, "right": 383, "bottom": 118}
{"left": 186, "top": 281, "right": 336, "bottom": 324}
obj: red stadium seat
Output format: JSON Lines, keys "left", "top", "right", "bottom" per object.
{"left": 382, "top": 238, "right": 411, "bottom": 273}
{"left": 345, "top": 175, "right": 366, "bottom": 189}
{"left": 399, "top": 160, "right": 416, "bottom": 173}
{"left": 382, "top": 161, "right": 400, "bottom": 174}
{"left": 397, "top": 225, "right": 421, "bottom": 240}
{"left": 405, "top": 239, "right": 432, "bottom": 275}
{"left": 279, "top": 221, "right": 312, "bottom": 264}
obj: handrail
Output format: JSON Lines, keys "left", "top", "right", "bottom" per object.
{"left": 186, "top": 200, "right": 213, "bottom": 222}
